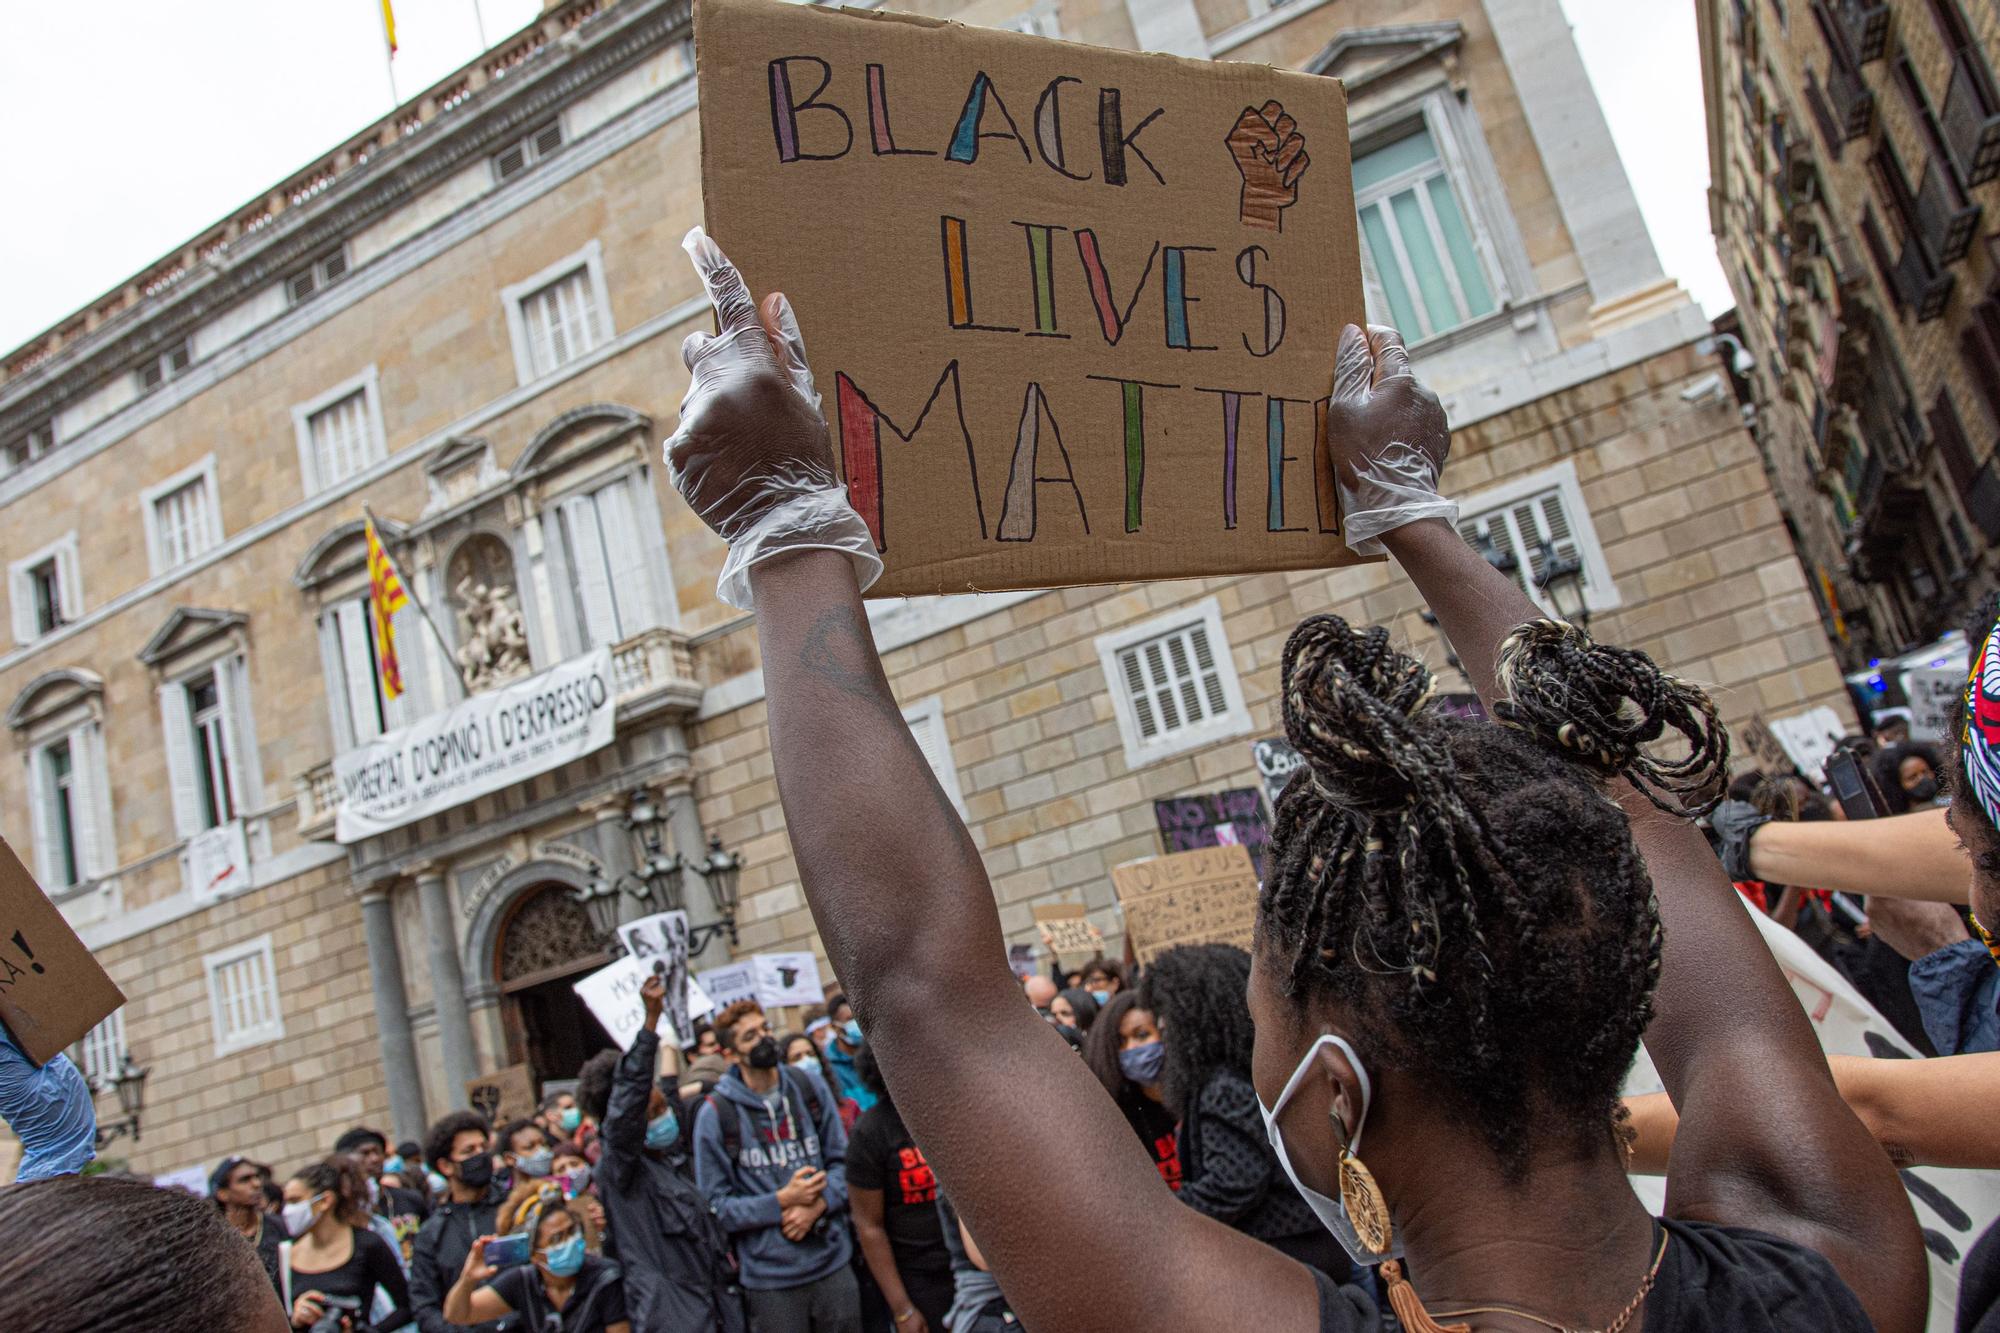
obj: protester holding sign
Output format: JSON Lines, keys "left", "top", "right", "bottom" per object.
{"left": 664, "top": 223, "right": 1926, "bottom": 1328}
{"left": 0, "top": 1023, "right": 94, "bottom": 1184}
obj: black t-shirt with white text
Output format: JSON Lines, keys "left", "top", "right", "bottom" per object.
{"left": 845, "top": 1101, "right": 951, "bottom": 1277}
{"left": 485, "top": 1254, "right": 628, "bottom": 1333}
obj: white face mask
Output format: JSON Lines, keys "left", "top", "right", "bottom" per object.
{"left": 1257, "top": 1033, "right": 1402, "bottom": 1263}
{"left": 281, "top": 1193, "right": 324, "bottom": 1239}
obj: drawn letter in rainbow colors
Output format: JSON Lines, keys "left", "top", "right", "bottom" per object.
{"left": 768, "top": 57, "right": 853, "bottom": 162}
{"left": 947, "top": 72, "right": 1033, "bottom": 164}
{"left": 997, "top": 384, "right": 1091, "bottom": 541}
{"left": 835, "top": 363, "right": 990, "bottom": 553}
{"left": 1086, "top": 375, "right": 1180, "bottom": 533}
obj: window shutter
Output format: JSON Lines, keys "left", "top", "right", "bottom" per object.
{"left": 538, "top": 510, "right": 582, "bottom": 660}
{"left": 317, "top": 613, "right": 357, "bottom": 753}
{"left": 562, "top": 495, "right": 621, "bottom": 647}
{"left": 595, "top": 480, "right": 662, "bottom": 635}
{"left": 67, "top": 725, "right": 104, "bottom": 881}
{"left": 532, "top": 121, "right": 564, "bottom": 158}
{"left": 1534, "top": 490, "right": 1583, "bottom": 581}
{"left": 159, "top": 682, "right": 203, "bottom": 838}
{"left": 56, "top": 541, "right": 81, "bottom": 622}
{"left": 1118, "top": 646, "right": 1160, "bottom": 739}
{"left": 903, "top": 707, "right": 964, "bottom": 810}
{"left": 391, "top": 598, "right": 432, "bottom": 724}
{"left": 9, "top": 569, "right": 34, "bottom": 646}
{"left": 334, "top": 599, "right": 383, "bottom": 743}
{"left": 84, "top": 722, "right": 114, "bottom": 880}
{"left": 216, "top": 654, "right": 264, "bottom": 812}
{"left": 26, "top": 750, "right": 59, "bottom": 885}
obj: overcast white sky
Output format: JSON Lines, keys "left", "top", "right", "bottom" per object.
{"left": 0, "top": 0, "right": 1730, "bottom": 356}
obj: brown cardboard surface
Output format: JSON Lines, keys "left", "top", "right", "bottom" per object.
{"left": 0, "top": 837, "right": 125, "bottom": 1067}
{"left": 1032, "top": 900, "right": 1099, "bottom": 956}
{"left": 696, "top": 0, "right": 1366, "bottom": 595}
{"left": 1110, "top": 844, "right": 1258, "bottom": 965}
{"left": 465, "top": 1063, "right": 537, "bottom": 1127}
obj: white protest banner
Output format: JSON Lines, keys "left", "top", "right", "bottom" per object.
{"left": 1765, "top": 705, "right": 1847, "bottom": 783}
{"left": 1622, "top": 903, "right": 1999, "bottom": 1330}
{"left": 1905, "top": 667, "right": 1968, "bottom": 743}
{"left": 754, "top": 952, "right": 824, "bottom": 1008}
{"left": 573, "top": 955, "right": 670, "bottom": 1048}
{"left": 620, "top": 911, "right": 696, "bottom": 1045}
{"left": 334, "top": 648, "right": 615, "bottom": 843}
{"left": 697, "top": 961, "right": 759, "bottom": 1010}
{"left": 152, "top": 1165, "right": 209, "bottom": 1195}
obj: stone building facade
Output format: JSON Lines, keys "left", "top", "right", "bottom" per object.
{"left": 1695, "top": 0, "right": 2000, "bottom": 665}
{"left": 1, "top": 0, "right": 1840, "bottom": 1180}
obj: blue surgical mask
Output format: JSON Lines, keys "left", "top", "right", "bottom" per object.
{"left": 644, "top": 1109, "right": 680, "bottom": 1151}
{"left": 426, "top": 1171, "right": 447, "bottom": 1197}
{"left": 1257, "top": 1033, "right": 1402, "bottom": 1264}
{"left": 842, "top": 1020, "right": 864, "bottom": 1046}
{"left": 515, "top": 1149, "right": 553, "bottom": 1178}
{"left": 558, "top": 1106, "right": 582, "bottom": 1133}
{"left": 542, "top": 1232, "right": 586, "bottom": 1278}
{"left": 1088, "top": 989, "right": 1113, "bottom": 1006}
{"left": 1118, "top": 1040, "right": 1165, "bottom": 1086}
{"left": 382, "top": 1154, "right": 405, "bottom": 1175}
{"left": 558, "top": 1165, "right": 593, "bottom": 1197}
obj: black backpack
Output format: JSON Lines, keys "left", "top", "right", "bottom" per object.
{"left": 703, "top": 1066, "right": 826, "bottom": 1164}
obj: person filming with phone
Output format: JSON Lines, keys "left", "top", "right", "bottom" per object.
{"left": 280, "top": 1155, "right": 412, "bottom": 1331}
{"left": 444, "top": 1184, "right": 630, "bottom": 1333}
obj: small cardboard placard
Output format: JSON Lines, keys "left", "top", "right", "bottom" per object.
{"left": 696, "top": 0, "right": 1366, "bottom": 595}
{"left": 696, "top": 960, "right": 760, "bottom": 1011}
{"left": 1032, "top": 902, "right": 1099, "bottom": 957}
{"left": 0, "top": 837, "right": 125, "bottom": 1067}
{"left": 1110, "top": 844, "right": 1259, "bottom": 965}
{"left": 464, "top": 1063, "right": 537, "bottom": 1128}
{"left": 575, "top": 955, "right": 668, "bottom": 1048}
{"left": 753, "top": 951, "right": 825, "bottom": 1007}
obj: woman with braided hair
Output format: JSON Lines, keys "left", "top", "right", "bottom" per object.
{"left": 663, "top": 230, "right": 1928, "bottom": 1332}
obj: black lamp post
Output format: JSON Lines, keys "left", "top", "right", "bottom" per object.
{"left": 686, "top": 836, "right": 744, "bottom": 958}
{"left": 577, "top": 789, "right": 685, "bottom": 946}
{"left": 1534, "top": 540, "right": 1590, "bottom": 629}
{"left": 93, "top": 1052, "right": 149, "bottom": 1150}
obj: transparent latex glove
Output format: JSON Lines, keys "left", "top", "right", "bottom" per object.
{"left": 1324, "top": 323, "right": 1458, "bottom": 555}
{"left": 666, "top": 227, "right": 882, "bottom": 610}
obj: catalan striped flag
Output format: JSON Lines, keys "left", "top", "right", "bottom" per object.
{"left": 365, "top": 515, "right": 410, "bottom": 700}
{"left": 381, "top": 0, "right": 398, "bottom": 54}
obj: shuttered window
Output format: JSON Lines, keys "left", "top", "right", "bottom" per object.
{"left": 493, "top": 120, "right": 565, "bottom": 181}
{"left": 521, "top": 267, "right": 604, "bottom": 378}
{"left": 204, "top": 937, "right": 284, "bottom": 1056}
{"left": 1455, "top": 462, "right": 1618, "bottom": 616}
{"left": 76, "top": 1010, "right": 125, "bottom": 1088}
{"left": 902, "top": 696, "right": 966, "bottom": 814}
{"left": 151, "top": 476, "right": 217, "bottom": 571}
{"left": 556, "top": 477, "right": 669, "bottom": 649}
{"left": 1095, "top": 598, "right": 1253, "bottom": 769}
{"left": 1353, "top": 123, "right": 1500, "bottom": 340}
{"left": 27, "top": 723, "right": 109, "bottom": 891}
{"left": 161, "top": 654, "right": 262, "bottom": 840}
{"left": 307, "top": 390, "right": 379, "bottom": 491}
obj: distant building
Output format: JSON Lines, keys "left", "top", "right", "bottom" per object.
{"left": 1696, "top": 0, "right": 1999, "bottom": 664}
{"left": 1, "top": 0, "right": 1843, "bottom": 1178}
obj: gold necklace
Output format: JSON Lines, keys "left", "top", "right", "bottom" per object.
{"left": 1424, "top": 1228, "right": 1669, "bottom": 1333}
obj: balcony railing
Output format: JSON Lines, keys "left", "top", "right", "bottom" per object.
{"left": 1893, "top": 238, "right": 1956, "bottom": 322}
{"left": 1829, "top": 62, "right": 1875, "bottom": 141}
{"left": 1942, "top": 54, "right": 2000, "bottom": 186}
{"left": 295, "top": 626, "right": 701, "bottom": 841}
{"left": 1834, "top": 0, "right": 1891, "bottom": 64}
{"left": 1916, "top": 155, "right": 1982, "bottom": 264}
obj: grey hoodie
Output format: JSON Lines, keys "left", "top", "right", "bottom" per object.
{"left": 692, "top": 1063, "right": 853, "bottom": 1291}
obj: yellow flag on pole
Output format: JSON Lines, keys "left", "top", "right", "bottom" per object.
{"left": 365, "top": 515, "right": 411, "bottom": 700}
{"left": 381, "top": 0, "right": 398, "bottom": 54}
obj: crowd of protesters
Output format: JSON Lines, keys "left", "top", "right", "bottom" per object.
{"left": 8, "top": 238, "right": 2000, "bottom": 1333}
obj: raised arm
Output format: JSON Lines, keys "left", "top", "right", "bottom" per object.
{"left": 665, "top": 231, "right": 1323, "bottom": 1333}
{"left": 1327, "top": 324, "right": 1925, "bottom": 1329}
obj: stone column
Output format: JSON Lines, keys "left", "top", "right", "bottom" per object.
{"left": 664, "top": 779, "right": 711, "bottom": 921}
{"left": 360, "top": 889, "right": 428, "bottom": 1143}
{"left": 590, "top": 799, "right": 644, "bottom": 925}
{"left": 416, "top": 865, "right": 481, "bottom": 1097}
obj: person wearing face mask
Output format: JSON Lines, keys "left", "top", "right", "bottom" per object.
{"left": 280, "top": 1156, "right": 412, "bottom": 1331}
{"left": 334, "top": 1127, "right": 427, "bottom": 1268}
{"left": 819, "top": 996, "right": 878, "bottom": 1114}
{"left": 693, "top": 999, "right": 858, "bottom": 1333}
{"left": 782, "top": 1031, "right": 861, "bottom": 1131}
{"left": 574, "top": 974, "right": 746, "bottom": 1332}
{"left": 662, "top": 238, "right": 1926, "bottom": 1332}
{"left": 408, "top": 1112, "right": 507, "bottom": 1333}
{"left": 1080, "top": 960, "right": 1125, "bottom": 1007}
{"left": 1085, "top": 992, "right": 1181, "bottom": 1191}
{"left": 1048, "top": 987, "right": 1098, "bottom": 1035}
{"left": 1872, "top": 740, "right": 1948, "bottom": 814}
{"left": 498, "top": 1119, "right": 557, "bottom": 1188}
{"left": 1139, "top": 945, "right": 1353, "bottom": 1285}
{"left": 445, "top": 1183, "right": 629, "bottom": 1333}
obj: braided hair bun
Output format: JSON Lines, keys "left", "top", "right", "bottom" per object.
{"left": 1492, "top": 619, "right": 1730, "bottom": 816}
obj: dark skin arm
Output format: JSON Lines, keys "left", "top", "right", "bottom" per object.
{"left": 850, "top": 1187, "right": 927, "bottom": 1333}
{"left": 1335, "top": 326, "right": 1926, "bottom": 1331}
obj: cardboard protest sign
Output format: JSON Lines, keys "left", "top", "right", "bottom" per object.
{"left": 1251, "top": 737, "right": 1302, "bottom": 812}
{"left": 697, "top": 960, "right": 760, "bottom": 1011}
{"left": 1033, "top": 902, "right": 1100, "bottom": 957}
{"left": 1154, "top": 787, "right": 1271, "bottom": 865}
{"left": 0, "top": 837, "right": 125, "bottom": 1066}
{"left": 1111, "top": 844, "right": 1259, "bottom": 965}
{"left": 574, "top": 955, "right": 665, "bottom": 1048}
{"left": 1765, "top": 705, "right": 1847, "bottom": 783}
{"left": 696, "top": 0, "right": 1366, "bottom": 595}
{"left": 1904, "top": 666, "right": 1968, "bottom": 743}
{"left": 464, "top": 1064, "right": 537, "bottom": 1127}
{"left": 754, "top": 951, "right": 825, "bottom": 1007}
{"left": 1007, "top": 943, "right": 1038, "bottom": 981}
{"left": 620, "top": 910, "right": 695, "bottom": 1045}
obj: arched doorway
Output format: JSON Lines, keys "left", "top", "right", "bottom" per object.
{"left": 494, "top": 884, "right": 616, "bottom": 1087}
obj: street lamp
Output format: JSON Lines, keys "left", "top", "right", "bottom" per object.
{"left": 1534, "top": 540, "right": 1590, "bottom": 629}
{"left": 577, "top": 789, "right": 687, "bottom": 946}
{"left": 94, "top": 1051, "right": 149, "bottom": 1150}
{"left": 686, "top": 836, "right": 744, "bottom": 958}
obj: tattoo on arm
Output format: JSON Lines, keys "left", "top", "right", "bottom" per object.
{"left": 800, "top": 607, "right": 902, "bottom": 719}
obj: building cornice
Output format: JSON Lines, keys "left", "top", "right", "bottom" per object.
{"left": 0, "top": 0, "right": 690, "bottom": 443}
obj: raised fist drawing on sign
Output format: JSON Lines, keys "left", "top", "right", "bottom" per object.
{"left": 1227, "top": 100, "right": 1309, "bottom": 232}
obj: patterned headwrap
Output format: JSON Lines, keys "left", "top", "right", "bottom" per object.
{"left": 1966, "top": 604, "right": 2000, "bottom": 831}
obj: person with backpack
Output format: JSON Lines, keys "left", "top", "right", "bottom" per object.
{"left": 693, "top": 1000, "right": 859, "bottom": 1333}
{"left": 573, "top": 975, "right": 746, "bottom": 1333}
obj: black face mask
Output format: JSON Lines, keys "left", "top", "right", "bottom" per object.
{"left": 1908, "top": 777, "right": 1940, "bottom": 803}
{"left": 454, "top": 1153, "right": 494, "bottom": 1190}
{"left": 747, "top": 1036, "right": 782, "bottom": 1070}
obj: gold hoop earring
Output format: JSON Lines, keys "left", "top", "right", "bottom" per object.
{"left": 1332, "top": 1107, "right": 1393, "bottom": 1256}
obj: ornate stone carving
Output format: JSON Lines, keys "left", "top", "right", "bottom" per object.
{"left": 498, "top": 885, "right": 604, "bottom": 983}
{"left": 446, "top": 534, "right": 531, "bottom": 692}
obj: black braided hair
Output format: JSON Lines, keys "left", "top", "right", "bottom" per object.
{"left": 1257, "top": 614, "right": 1728, "bottom": 1177}
{"left": 1136, "top": 944, "right": 1256, "bottom": 1121}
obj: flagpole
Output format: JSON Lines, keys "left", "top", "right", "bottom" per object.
{"left": 375, "top": 0, "right": 400, "bottom": 109}
{"left": 471, "top": 0, "right": 489, "bottom": 52}
{"left": 363, "top": 504, "right": 471, "bottom": 697}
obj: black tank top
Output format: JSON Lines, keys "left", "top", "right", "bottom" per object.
{"left": 1311, "top": 1218, "right": 1872, "bottom": 1331}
